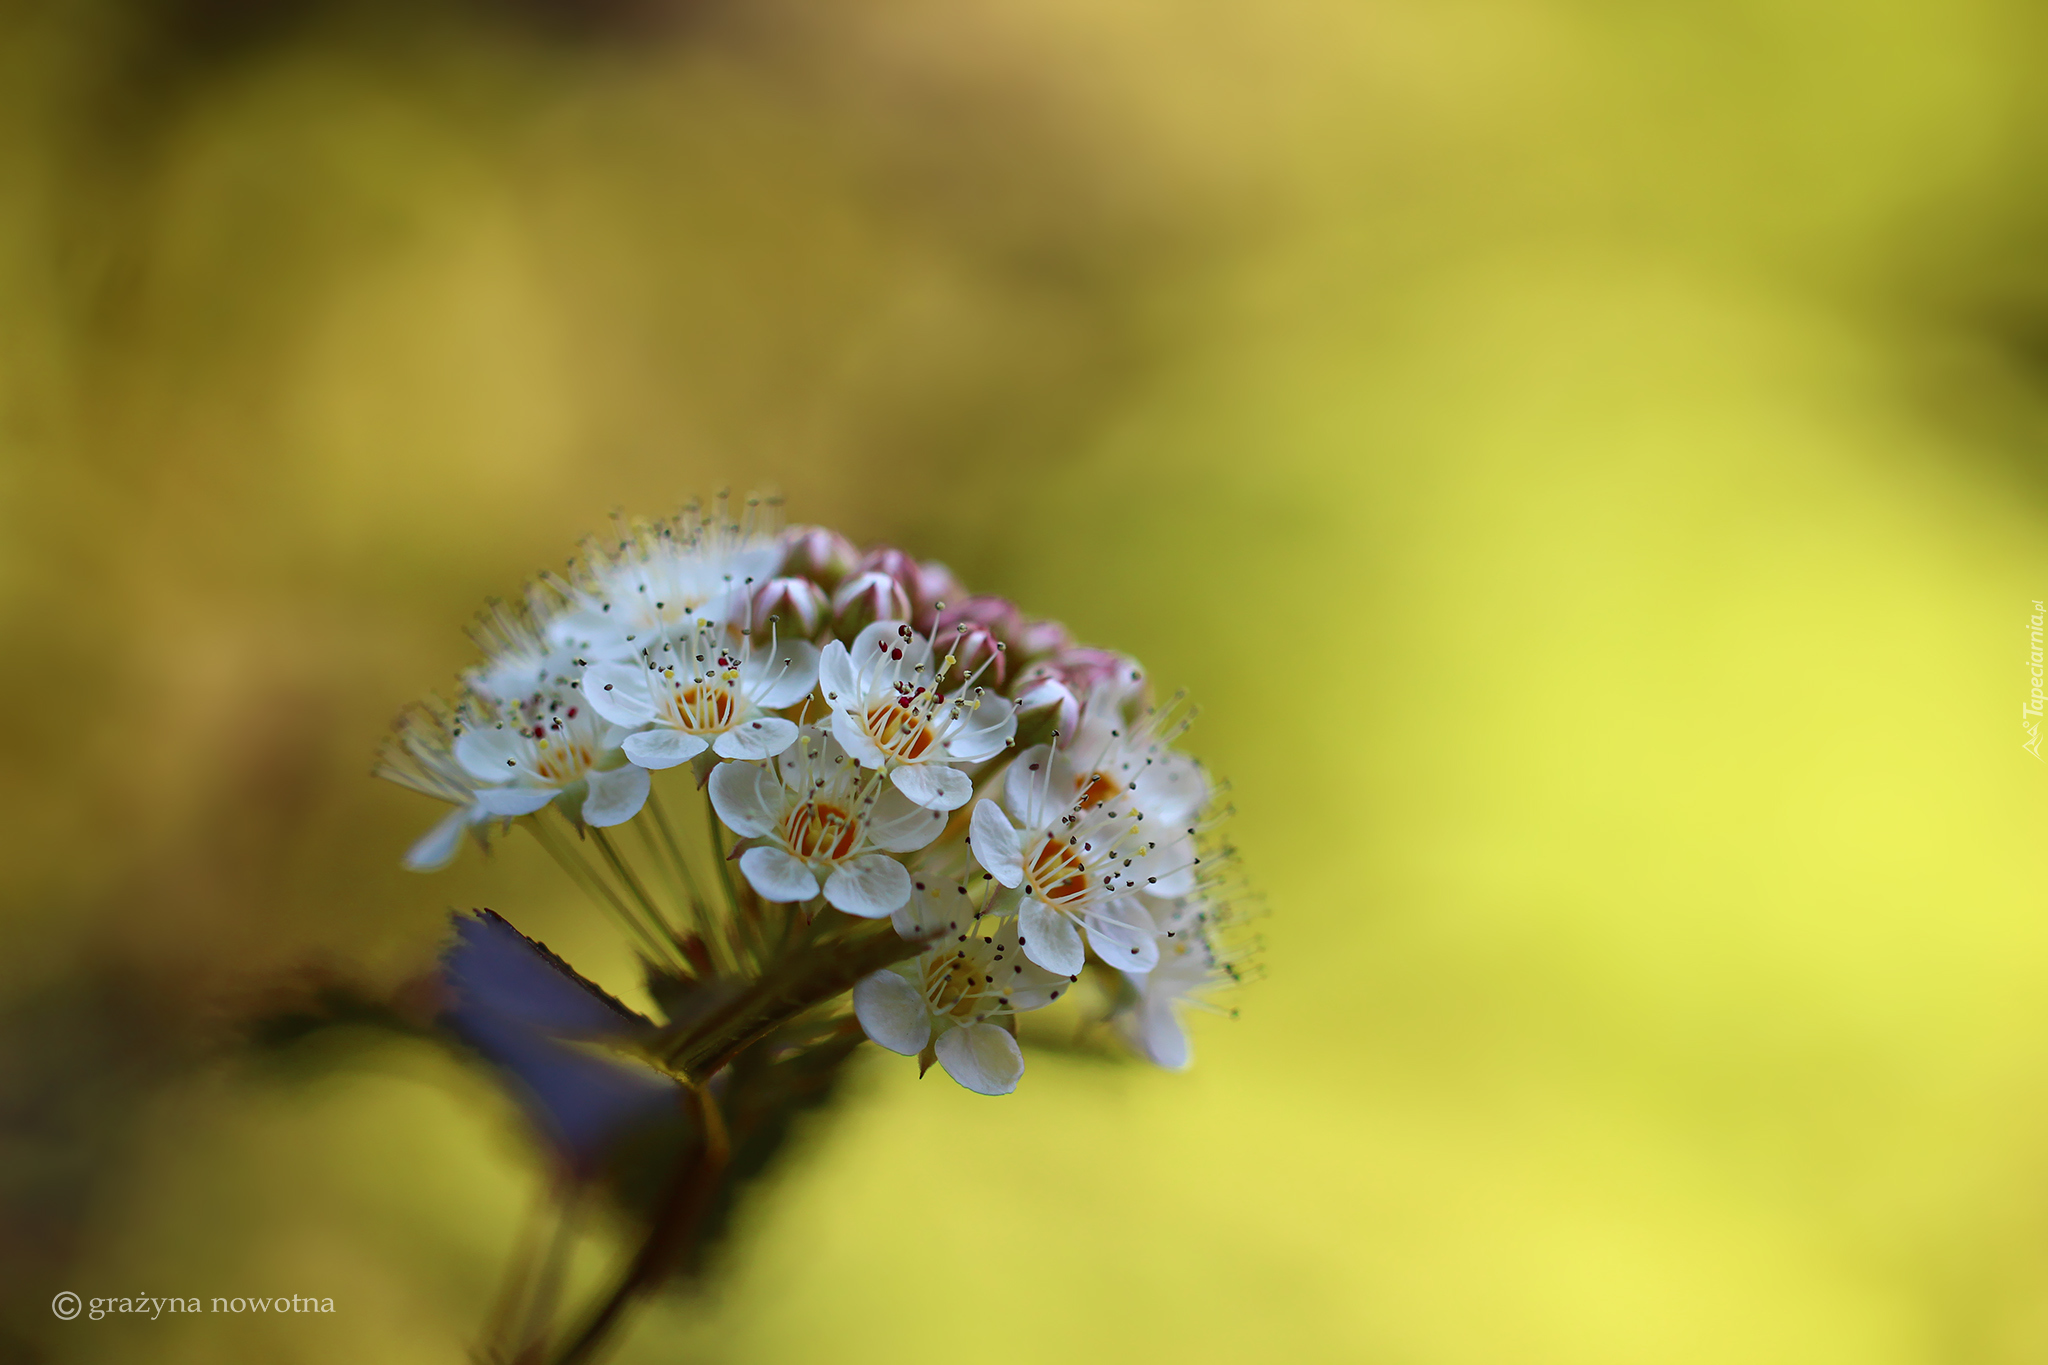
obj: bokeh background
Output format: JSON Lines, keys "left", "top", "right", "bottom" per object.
{"left": 6, "top": 0, "right": 2048, "bottom": 1359}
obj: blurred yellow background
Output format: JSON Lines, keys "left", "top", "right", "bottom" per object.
{"left": 7, "top": 0, "right": 2048, "bottom": 1360}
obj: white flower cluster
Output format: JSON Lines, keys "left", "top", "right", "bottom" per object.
{"left": 382, "top": 497, "right": 1252, "bottom": 1095}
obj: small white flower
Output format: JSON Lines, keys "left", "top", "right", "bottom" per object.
{"left": 582, "top": 621, "right": 818, "bottom": 768}
{"left": 707, "top": 731, "right": 947, "bottom": 917}
{"left": 549, "top": 503, "right": 784, "bottom": 662}
{"left": 452, "top": 688, "right": 648, "bottom": 828}
{"left": 379, "top": 705, "right": 493, "bottom": 871}
{"left": 852, "top": 914, "right": 1071, "bottom": 1096}
{"left": 1049, "top": 691, "right": 1208, "bottom": 827}
{"left": 967, "top": 745, "right": 1194, "bottom": 976}
{"left": 464, "top": 592, "right": 589, "bottom": 704}
{"left": 818, "top": 620, "right": 1016, "bottom": 812}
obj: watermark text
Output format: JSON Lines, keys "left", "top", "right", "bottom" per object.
{"left": 2027, "top": 600, "right": 2044, "bottom": 759}
{"left": 52, "top": 1291, "right": 335, "bottom": 1321}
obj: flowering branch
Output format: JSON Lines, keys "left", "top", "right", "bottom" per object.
{"left": 379, "top": 494, "right": 1261, "bottom": 1358}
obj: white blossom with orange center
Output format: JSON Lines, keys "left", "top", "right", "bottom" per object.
{"left": 452, "top": 687, "right": 649, "bottom": 828}
{"left": 1060, "top": 688, "right": 1209, "bottom": 826}
{"left": 818, "top": 620, "right": 1016, "bottom": 812}
{"left": 708, "top": 731, "right": 947, "bottom": 917}
{"left": 852, "top": 914, "right": 1070, "bottom": 1095}
{"left": 967, "top": 744, "right": 1192, "bottom": 976}
{"left": 581, "top": 620, "right": 818, "bottom": 768}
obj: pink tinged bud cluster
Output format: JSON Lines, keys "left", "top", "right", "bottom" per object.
{"left": 379, "top": 497, "right": 1254, "bottom": 1094}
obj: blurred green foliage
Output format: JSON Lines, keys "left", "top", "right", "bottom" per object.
{"left": 6, "top": 0, "right": 2048, "bottom": 1359}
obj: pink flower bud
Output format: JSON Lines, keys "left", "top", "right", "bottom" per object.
{"left": 1013, "top": 646, "right": 1148, "bottom": 723}
{"left": 1014, "top": 617, "right": 1072, "bottom": 659}
{"left": 1012, "top": 675, "right": 1081, "bottom": 736}
{"left": 910, "top": 560, "right": 963, "bottom": 627}
{"left": 751, "top": 576, "right": 831, "bottom": 636}
{"left": 855, "top": 546, "right": 960, "bottom": 628}
{"left": 780, "top": 526, "right": 859, "bottom": 590}
{"left": 831, "top": 570, "right": 914, "bottom": 636}
{"left": 932, "top": 595, "right": 1024, "bottom": 641}
{"left": 1037, "top": 647, "right": 1141, "bottom": 697}
{"left": 930, "top": 596, "right": 1026, "bottom": 689}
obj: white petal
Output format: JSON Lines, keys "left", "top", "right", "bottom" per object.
{"left": 403, "top": 806, "right": 473, "bottom": 872}
{"left": 830, "top": 708, "right": 887, "bottom": 768}
{"left": 1136, "top": 1003, "right": 1192, "bottom": 1070}
{"left": 935, "top": 1022, "right": 1024, "bottom": 1096}
{"left": 581, "top": 764, "right": 650, "bottom": 827}
{"left": 843, "top": 620, "right": 925, "bottom": 694}
{"left": 865, "top": 789, "right": 948, "bottom": 854}
{"left": 708, "top": 760, "right": 782, "bottom": 837}
{"left": 747, "top": 640, "right": 820, "bottom": 710}
{"left": 454, "top": 727, "right": 526, "bottom": 782}
{"left": 969, "top": 799, "right": 1024, "bottom": 887}
{"left": 852, "top": 969, "right": 931, "bottom": 1056}
{"left": 713, "top": 716, "right": 798, "bottom": 761}
{"left": 1142, "top": 829, "right": 1199, "bottom": 898}
{"left": 992, "top": 921, "right": 1071, "bottom": 1010}
{"left": 847, "top": 619, "right": 901, "bottom": 668}
{"left": 890, "top": 762, "right": 971, "bottom": 812}
{"left": 581, "top": 663, "right": 658, "bottom": 726}
{"left": 1086, "top": 902, "right": 1161, "bottom": 973}
{"left": 1018, "top": 898, "right": 1085, "bottom": 975}
{"left": 623, "top": 728, "right": 708, "bottom": 769}
{"left": 1130, "top": 751, "right": 1207, "bottom": 824}
{"left": 941, "top": 695, "right": 1016, "bottom": 763}
{"left": 473, "top": 786, "right": 560, "bottom": 817}
{"left": 739, "top": 846, "right": 820, "bottom": 902}
{"left": 891, "top": 887, "right": 948, "bottom": 941}
{"left": 818, "top": 639, "right": 858, "bottom": 705}
{"left": 824, "top": 854, "right": 913, "bottom": 918}
{"left": 1004, "top": 745, "right": 1074, "bottom": 829}
{"left": 548, "top": 606, "right": 631, "bottom": 659}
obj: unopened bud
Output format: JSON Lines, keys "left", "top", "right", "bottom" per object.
{"left": 751, "top": 576, "right": 830, "bottom": 635}
{"left": 780, "top": 526, "right": 859, "bottom": 590}
{"left": 1015, "top": 617, "right": 1072, "bottom": 659}
{"left": 857, "top": 546, "right": 960, "bottom": 628}
{"left": 831, "top": 570, "right": 914, "bottom": 636}
{"left": 1014, "top": 647, "right": 1148, "bottom": 720}
{"left": 930, "top": 596, "right": 1026, "bottom": 688}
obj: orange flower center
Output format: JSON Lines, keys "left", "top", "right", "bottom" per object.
{"left": 531, "top": 740, "right": 597, "bottom": 784}
{"left": 1024, "top": 836, "right": 1092, "bottom": 906}
{"left": 783, "top": 801, "right": 859, "bottom": 861}
{"left": 922, "top": 953, "right": 988, "bottom": 1020}
{"left": 663, "top": 682, "right": 738, "bottom": 734}
{"left": 1075, "top": 770, "right": 1121, "bottom": 809}
{"left": 865, "top": 700, "right": 936, "bottom": 759}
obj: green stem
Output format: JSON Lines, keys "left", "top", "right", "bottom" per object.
{"left": 704, "top": 796, "right": 767, "bottom": 968}
{"left": 526, "top": 814, "right": 670, "bottom": 966}
{"left": 656, "top": 918, "right": 924, "bottom": 1083}
{"left": 647, "top": 784, "right": 732, "bottom": 972}
{"left": 588, "top": 826, "right": 685, "bottom": 968}
{"left": 646, "top": 785, "right": 710, "bottom": 922}
{"left": 705, "top": 795, "right": 744, "bottom": 920}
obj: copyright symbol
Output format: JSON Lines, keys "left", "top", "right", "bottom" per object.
{"left": 51, "top": 1291, "right": 80, "bottom": 1320}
